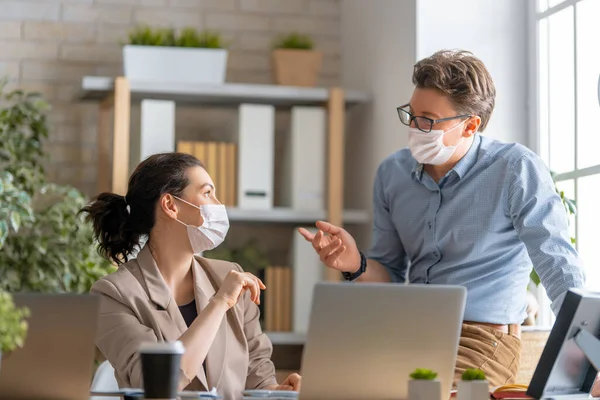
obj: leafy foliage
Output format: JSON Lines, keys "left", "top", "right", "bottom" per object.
{"left": 410, "top": 368, "right": 438, "bottom": 381}
{"left": 0, "top": 290, "right": 30, "bottom": 353}
{"left": 0, "top": 82, "right": 115, "bottom": 293}
{"left": 127, "top": 25, "right": 176, "bottom": 46}
{"left": 461, "top": 368, "right": 486, "bottom": 381}
{"left": 127, "top": 25, "right": 225, "bottom": 49}
{"left": 273, "top": 32, "right": 314, "bottom": 50}
{"left": 530, "top": 171, "right": 576, "bottom": 286}
{"left": 0, "top": 172, "right": 34, "bottom": 249}
{"left": 203, "top": 238, "right": 270, "bottom": 275}
{"left": 176, "top": 28, "right": 224, "bottom": 48}
{"left": 0, "top": 79, "right": 49, "bottom": 196}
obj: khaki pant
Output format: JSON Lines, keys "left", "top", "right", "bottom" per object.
{"left": 454, "top": 323, "right": 522, "bottom": 387}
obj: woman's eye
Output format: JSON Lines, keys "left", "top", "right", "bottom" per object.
{"left": 204, "top": 191, "right": 212, "bottom": 198}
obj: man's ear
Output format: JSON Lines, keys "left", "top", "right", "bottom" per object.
{"left": 463, "top": 116, "right": 481, "bottom": 137}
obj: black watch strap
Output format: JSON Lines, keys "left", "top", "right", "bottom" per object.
{"left": 342, "top": 251, "right": 367, "bottom": 281}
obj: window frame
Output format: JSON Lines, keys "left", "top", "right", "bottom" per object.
{"left": 528, "top": 0, "right": 598, "bottom": 327}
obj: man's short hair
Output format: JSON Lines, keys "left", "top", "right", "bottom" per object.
{"left": 412, "top": 49, "right": 496, "bottom": 132}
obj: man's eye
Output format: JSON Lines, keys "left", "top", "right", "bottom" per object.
{"left": 204, "top": 191, "right": 212, "bottom": 198}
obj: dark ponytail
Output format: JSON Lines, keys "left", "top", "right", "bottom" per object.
{"left": 80, "top": 152, "right": 203, "bottom": 265}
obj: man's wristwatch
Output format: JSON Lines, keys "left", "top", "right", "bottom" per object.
{"left": 342, "top": 251, "right": 367, "bottom": 281}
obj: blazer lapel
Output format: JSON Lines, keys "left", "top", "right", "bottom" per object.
{"left": 137, "top": 246, "right": 209, "bottom": 390}
{"left": 193, "top": 257, "right": 227, "bottom": 390}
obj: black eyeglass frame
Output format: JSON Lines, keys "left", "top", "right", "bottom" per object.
{"left": 396, "top": 103, "right": 472, "bottom": 133}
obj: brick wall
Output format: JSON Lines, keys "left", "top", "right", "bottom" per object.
{"left": 0, "top": 0, "right": 341, "bottom": 196}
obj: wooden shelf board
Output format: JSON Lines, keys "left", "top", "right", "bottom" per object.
{"left": 227, "top": 207, "right": 369, "bottom": 224}
{"left": 79, "top": 76, "right": 370, "bottom": 107}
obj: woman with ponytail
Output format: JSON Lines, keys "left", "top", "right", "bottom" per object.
{"left": 81, "top": 153, "right": 300, "bottom": 398}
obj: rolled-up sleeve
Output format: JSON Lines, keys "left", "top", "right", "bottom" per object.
{"left": 508, "top": 152, "right": 585, "bottom": 314}
{"left": 234, "top": 264, "right": 277, "bottom": 390}
{"left": 368, "top": 163, "right": 408, "bottom": 282}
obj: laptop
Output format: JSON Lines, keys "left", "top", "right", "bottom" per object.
{"left": 298, "top": 282, "right": 466, "bottom": 400}
{"left": 0, "top": 293, "right": 100, "bottom": 400}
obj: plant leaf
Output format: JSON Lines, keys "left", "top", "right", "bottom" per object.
{"left": 9, "top": 211, "right": 20, "bottom": 232}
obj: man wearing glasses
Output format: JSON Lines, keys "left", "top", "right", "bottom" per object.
{"left": 299, "top": 49, "right": 584, "bottom": 386}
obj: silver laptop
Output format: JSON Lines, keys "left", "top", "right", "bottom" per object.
{"left": 0, "top": 293, "right": 100, "bottom": 400}
{"left": 299, "top": 282, "right": 466, "bottom": 400}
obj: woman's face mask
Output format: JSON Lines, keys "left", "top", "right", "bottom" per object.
{"left": 173, "top": 196, "right": 229, "bottom": 254}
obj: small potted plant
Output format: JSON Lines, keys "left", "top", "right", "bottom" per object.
{"left": 408, "top": 368, "right": 441, "bottom": 400}
{"left": 272, "top": 32, "right": 322, "bottom": 87}
{"left": 0, "top": 291, "right": 30, "bottom": 371}
{"left": 123, "top": 25, "right": 228, "bottom": 85}
{"left": 457, "top": 368, "right": 489, "bottom": 400}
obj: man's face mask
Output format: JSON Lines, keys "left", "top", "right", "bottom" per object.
{"left": 408, "top": 121, "right": 466, "bottom": 165}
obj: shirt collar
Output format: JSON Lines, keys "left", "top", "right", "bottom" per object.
{"left": 451, "top": 134, "right": 481, "bottom": 179}
{"left": 410, "top": 134, "right": 481, "bottom": 182}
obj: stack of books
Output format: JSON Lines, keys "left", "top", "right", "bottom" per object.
{"left": 176, "top": 141, "right": 237, "bottom": 206}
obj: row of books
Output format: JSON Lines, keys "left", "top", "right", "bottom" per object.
{"left": 259, "top": 266, "right": 293, "bottom": 332}
{"left": 176, "top": 141, "right": 237, "bottom": 207}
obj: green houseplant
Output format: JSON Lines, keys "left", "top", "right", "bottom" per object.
{"left": 203, "top": 238, "right": 270, "bottom": 276}
{"left": 0, "top": 290, "right": 30, "bottom": 370}
{"left": 457, "top": 368, "right": 489, "bottom": 400}
{"left": 272, "top": 32, "right": 322, "bottom": 87}
{"left": 123, "top": 25, "right": 228, "bottom": 84}
{"left": 0, "top": 82, "right": 114, "bottom": 293}
{"left": 408, "top": 368, "right": 441, "bottom": 400}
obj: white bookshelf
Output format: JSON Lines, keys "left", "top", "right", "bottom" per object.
{"left": 80, "top": 76, "right": 370, "bottom": 107}
{"left": 227, "top": 207, "right": 369, "bottom": 224}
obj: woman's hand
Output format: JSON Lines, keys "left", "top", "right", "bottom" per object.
{"left": 268, "top": 373, "right": 301, "bottom": 392}
{"left": 213, "top": 270, "right": 265, "bottom": 309}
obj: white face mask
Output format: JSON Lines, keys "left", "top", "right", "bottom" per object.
{"left": 408, "top": 121, "right": 466, "bottom": 165}
{"left": 174, "top": 196, "right": 229, "bottom": 254}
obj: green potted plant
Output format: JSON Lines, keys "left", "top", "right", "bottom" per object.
{"left": 0, "top": 290, "right": 30, "bottom": 371}
{"left": 272, "top": 32, "right": 322, "bottom": 87}
{"left": 123, "top": 25, "right": 228, "bottom": 84}
{"left": 408, "top": 368, "right": 441, "bottom": 400}
{"left": 457, "top": 368, "right": 489, "bottom": 400}
{"left": 0, "top": 81, "right": 115, "bottom": 293}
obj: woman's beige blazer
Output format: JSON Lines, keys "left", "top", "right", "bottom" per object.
{"left": 90, "top": 245, "right": 277, "bottom": 399}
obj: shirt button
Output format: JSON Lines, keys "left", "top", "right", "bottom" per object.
{"left": 433, "top": 252, "right": 439, "bottom": 258}
{"left": 434, "top": 190, "right": 440, "bottom": 194}
{"left": 428, "top": 222, "right": 432, "bottom": 229}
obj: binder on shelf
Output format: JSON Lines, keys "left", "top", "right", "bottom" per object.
{"left": 263, "top": 266, "right": 292, "bottom": 332}
{"left": 237, "top": 104, "right": 275, "bottom": 210}
{"left": 291, "top": 227, "right": 322, "bottom": 333}
{"left": 176, "top": 141, "right": 194, "bottom": 155}
{"left": 175, "top": 140, "right": 238, "bottom": 207}
{"left": 131, "top": 100, "right": 175, "bottom": 172}
{"left": 281, "top": 107, "right": 326, "bottom": 211}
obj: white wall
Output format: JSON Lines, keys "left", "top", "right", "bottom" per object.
{"left": 416, "top": 0, "right": 529, "bottom": 146}
{"left": 341, "top": 0, "right": 417, "bottom": 247}
{"left": 341, "top": 0, "right": 529, "bottom": 247}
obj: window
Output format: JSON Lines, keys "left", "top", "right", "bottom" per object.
{"left": 532, "top": 0, "right": 600, "bottom": 325}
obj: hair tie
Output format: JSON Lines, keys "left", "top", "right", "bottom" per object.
{"left": 124, "top": 195, "right": 131, "bottom": 215}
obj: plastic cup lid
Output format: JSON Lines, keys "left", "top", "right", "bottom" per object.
{"left": 138, "top": 341, "right": 185, "bottom": 354}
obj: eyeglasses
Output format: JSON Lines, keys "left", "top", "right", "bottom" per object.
{"left": 397, "top": 104, "right": 471, "bottom": 133}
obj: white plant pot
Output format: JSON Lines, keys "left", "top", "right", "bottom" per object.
{"left": 457, "top": 380, "right": 490, "bottom": 400}
{"left": 123, "top": 45, "right": 228, "bottom": 84}
{"left": 408, "top": 379, "right": 441, "bottom": 400}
